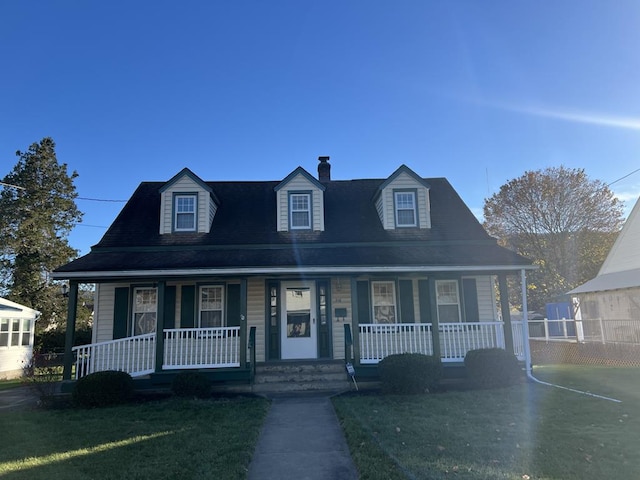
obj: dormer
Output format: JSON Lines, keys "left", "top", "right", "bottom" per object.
{"left": 374, "top": 165, "right": 431, "bottom": 230}
{"left": 159, "top": 168, "right": 219, "bottom": 234}
{"left": 274, "top": 166, "right": 326, "bottom": 232}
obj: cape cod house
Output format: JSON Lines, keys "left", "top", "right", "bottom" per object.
{"left": 53, "top": 158, "right": 533, "bottom": 389}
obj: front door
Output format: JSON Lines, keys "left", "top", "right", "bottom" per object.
{"left": 281, "top": 281, "right": 317, "bottom": 359}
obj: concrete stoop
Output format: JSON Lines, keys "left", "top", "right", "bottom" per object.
{"left": 251, "top": 361, "right": 356, "bottom": 394}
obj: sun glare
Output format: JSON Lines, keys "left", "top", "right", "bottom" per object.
{"left": 0, "top": 431, "right": 175, "bottom": 474}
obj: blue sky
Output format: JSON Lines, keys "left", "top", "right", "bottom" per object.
{"left": 2, "top": 1, "right": 640, "bottom": 256}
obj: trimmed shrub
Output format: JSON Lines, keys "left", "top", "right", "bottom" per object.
{"left": 378, "top": 353, "right": 443, "bottom": 394}
{"left": 171, "top": 371, "right": 211, "bottom": 398}
{"left": 73, "top": 370, "right": 134, "bottom": 408}
{"left": 464, "top": 348, "right": 522, "bottom": 389}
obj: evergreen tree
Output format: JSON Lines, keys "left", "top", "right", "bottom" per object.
{"left": 0, "top": 137, "right": 83, "bottom": 332}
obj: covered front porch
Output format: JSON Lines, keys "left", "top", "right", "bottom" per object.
{"left": 67, "top": 319, "right": 526, "bottom": 381}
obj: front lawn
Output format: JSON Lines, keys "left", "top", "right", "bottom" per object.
{"left": 0, "top": 379, "right": 23, "bottom": 391}
{"left": 0, "top": 395, "right": 270, "bottom": 480}
{"left": 333, "top": 366, "right": 640, "bottom": 479}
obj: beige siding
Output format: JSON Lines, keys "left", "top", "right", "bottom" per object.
{"left": 247, "top": 277, "right": 266, "bottom": 362}
{"left": 276, "top": 173, "right": 325, "bottom": 232}
{"left": 469, "top": 275, "right": 498, "bottom": 321}
{"left": 412, "top": 279, "right": 422, "bottom": 323}
{"left": 95, "top": 283, "right": 120, "bottom": 342}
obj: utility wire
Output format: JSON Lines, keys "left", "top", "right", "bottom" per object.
{"left": 607, "top": 167, "right": 640, "bottom": 187}
{"left": 0, "top": 181, "right": 26, "bottom": 190}
{"left": 77, "top": 197, "right": 127, "bottom": 202}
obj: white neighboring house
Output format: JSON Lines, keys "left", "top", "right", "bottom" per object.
{"left": 0, "top": 298, "right": 39, "bottom": 379}
{"left": 570, "top": 196, "right": 640, "bottom": 344}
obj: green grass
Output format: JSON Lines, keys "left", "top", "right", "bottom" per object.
{"left": 0, "top": 379, "right": 23, "bottom": 391}
{"left": 0, "top": 395, "right": 270, "bottom": 480}
{"left": 333, "top": 366, "right": 640, "bottom": 479}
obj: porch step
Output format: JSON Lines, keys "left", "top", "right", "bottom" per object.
{"left": 252, "top": 361, "right": 354, "bottom": 394}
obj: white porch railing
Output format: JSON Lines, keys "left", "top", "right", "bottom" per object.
{"left": 528, "top": 318, "right": 577, "bottom": 341}
{"left": 163, "top": 327, "right": 241, "bottom": 369}
{"left": 72, "top": 333, "right": 156, "bottom": 379}
{"left": 71, "top": 327, "right": 241, "bottom": 378}
{"left": 359, "top": 321, "right": 525, "bottom": 364}
{"left": 360, "top": 323, "right": 434, "bottom": 364}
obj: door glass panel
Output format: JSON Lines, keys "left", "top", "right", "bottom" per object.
{"left": 286, "top": 288, "right": 311, "bottom": 338}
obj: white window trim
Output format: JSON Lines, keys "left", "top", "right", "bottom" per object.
{"left": 371, "top": 280, "right": 397, "bottom": 324}
{"left": 199, "top": 285, "right": 225, "bottom": 328}
{"left": 394, "top": 190, "right": 417, "bottom": 227}
{"left": 289, "top": 193, "right": 312, "bottom": 230}
{"left": 0, "top": 317, "right": 33, "bottom": 348}
{"left": 435, "top": 279, "right": 462, "bottom": 323}
{"left": 132, "top": 287, "right": 157, "bottom": 336}
{"left": 174, "top": 194, "right": 197, "bottom": 232}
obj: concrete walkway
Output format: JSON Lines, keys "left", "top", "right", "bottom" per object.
{"left": 0, "top": 385, "right": 39, "bottom": 410}
{"left": 247, "top": 393, "right": 358, "bottom": 480}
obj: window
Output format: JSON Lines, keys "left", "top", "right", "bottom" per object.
{"left": 372, "top": 281, "right": 397, "bottom": 323}
{"left": 199, "top": 285, "right": 224, "bottom": 328}
{"left": 174, "top": 194, "right": 196, "bottom": 231}
{"left": 0, "top": 319, "right": 8, "bottom": 347}
{"left": 21, "top": 319, "right": 31, "bottom": 346}
{"left": 11, "top": 319, "right": 20, "bottom": 346}
{"left": 0, "top": 317, "right": 34, "bottom": 347}
{"left": 436, "top": 280, "right": 461, "bottom": 323}
{"left": 395, "top": 191, "right": 417, "bottom": 227}
{"left": 133, "top": 287, "right": 157, "bottom": 335}
{"left": 290, "top": 193, "right": 311, "bottom": 229}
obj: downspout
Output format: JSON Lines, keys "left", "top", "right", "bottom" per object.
{"left": 520, "top": 269, "right": 621, "bottom": 403}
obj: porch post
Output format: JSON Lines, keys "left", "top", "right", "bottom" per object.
{"left": 350, "top": 277, "right": 361, "bottom": 366}
{"left": 428, "top": 278, "right": 441, "bottom": 358}
{"left": 520, "top": 269, "right": 532, "bottom": 376}
{"left": 155, "top": 281, "right": 166, "bottom": 373}
{"left": 240, "top": 278, "right": 248, "bottom": 369}
{"left": 498, "top": 273, "right": 515, "bottom": 355}
{"left": 62, "top": 281, "right": 79, "bottom": 380}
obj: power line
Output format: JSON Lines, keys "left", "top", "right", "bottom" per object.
{"left": 607, "top": 167, "right": 640, "bottom": 187}
{"left": 77, "top": 224, "right": 109, "bottom": 229}
{"left": 77, "top": 197, "right": 127, "bottom": 202}
{"left": 0, "top": 181, "right": 26, "bottom": 190}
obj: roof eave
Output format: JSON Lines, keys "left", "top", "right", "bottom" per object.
{"left": 51, "top": 264, "right": 536, "bottom": 281}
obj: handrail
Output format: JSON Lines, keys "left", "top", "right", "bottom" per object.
{"left": 248, "top": 326, "right": 256, "bottom": 383}
{"left": 344, "top": 324, "right": 353, "bottom": 363}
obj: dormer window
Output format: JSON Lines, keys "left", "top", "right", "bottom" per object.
{"left": 395, "top": 190, "right": 417, "bottom": 227}
{"left": 175, "top": 194, "right": 197, "bottom": 231}
{"left": 290, "top": 193, "right": 311, "bottom": 230}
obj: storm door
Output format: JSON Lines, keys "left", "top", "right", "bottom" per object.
{"left": 280, "top": 281, "right": 318, "bottom": 359}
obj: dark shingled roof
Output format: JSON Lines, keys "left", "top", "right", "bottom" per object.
{"left": 54, "top": 176, "right": 530, "bottom": 277}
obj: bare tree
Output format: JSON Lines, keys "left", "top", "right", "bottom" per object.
{"left": 484, "top": 166, "right": 624, "bottom": 311}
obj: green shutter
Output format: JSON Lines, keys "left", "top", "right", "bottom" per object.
{"left": 113, "top": 287, "right": 129, "bottom": 339}
{"left": 356, "top": 281, "right": 371, "bottom": 323}
{"left": 226, "top": 284, "right": 241, "bottom": 327}
{"left": 163, "top": 286, "right": 176, "bottom": 329}
{"left": 418, "top": 280, "right": 431, "bottom": 324}
{"left": 181, "top": 285, "right": 196, "bottom": 328}
{"left": 462, "top": 278, "right": 479, "bottom": 322}
{"left": 399, "top": 280, "right": 415, "bottom": 323}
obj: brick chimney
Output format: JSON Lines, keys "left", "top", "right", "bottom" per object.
{"left": 318, "top": 156, "right": 331, "bottom": 183}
